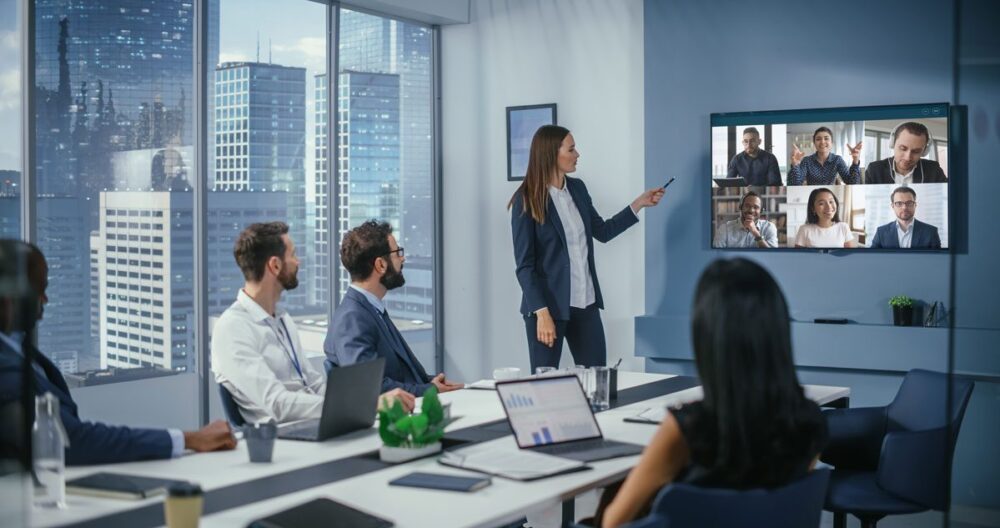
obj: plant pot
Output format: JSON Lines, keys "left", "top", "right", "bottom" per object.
{"left": 892, "top": 305, "right": 914, "bottom": 326}
{"left": 378, "top": 442, "right": 442, "bottom": 463}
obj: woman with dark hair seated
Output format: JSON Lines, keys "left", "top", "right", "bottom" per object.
{"left": 598, "top": 258, "right": 827, "bottom": 527}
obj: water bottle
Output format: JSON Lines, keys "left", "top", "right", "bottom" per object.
{"left": 33, "top": 392, "right": 69, "bottom": 509}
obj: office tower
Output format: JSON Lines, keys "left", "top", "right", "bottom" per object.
{"left": 36, "top": 197, "right": 91, "bottom": 373}
{"left": 0, "top": 170, "right": 19, "bottom": 238}
{"left": 98, "top": 190, "right": 286, "bottom": 372}
{"left": 214, "top": 61, "right": 308, "bottom": 312}
{"left": 312, "top": 71, "right": 402, "bottom": 303}
{"left": 32, "top": 0, "right": 220, "bottom": 374}
{"left": 339, "top": 12, "right": 433, "bottom": 259}
{"left": 88, "top": 231, "right": 101, "bottom": 369}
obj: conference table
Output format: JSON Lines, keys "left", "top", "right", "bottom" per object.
{"left": 32, "top": 372, "right": 849, "bottom": 528}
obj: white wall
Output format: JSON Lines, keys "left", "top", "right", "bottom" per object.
{"left": 441, "top": 0, "right": 646, "bottom": 380}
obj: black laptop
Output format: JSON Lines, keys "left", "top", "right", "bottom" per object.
{"left": 277, "top": 358, "right": 385, "bottom": 441}
{"left": 713, "top": 176, "right": 747, "bottom": 187}
{"left": 495, "top": 374, "right": 643, "bottom": 462}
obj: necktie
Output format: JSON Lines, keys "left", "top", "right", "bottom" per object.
{"left": 380, "top": 309, "right": 423, "bottom": 382}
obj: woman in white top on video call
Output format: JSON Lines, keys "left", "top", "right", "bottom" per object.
{"left": 794, "top": 187, "right": 856, "bottom": 248}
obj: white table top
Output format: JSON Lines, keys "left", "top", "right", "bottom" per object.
{"left": 30, "top": 372, "right": 849, "bottom": 528}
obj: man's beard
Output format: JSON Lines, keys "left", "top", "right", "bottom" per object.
{"left": 380, "top": 259, "right": 406, "bottom": 290}
{"left": 278, "top": 266, "right": 299, "bottom": 291}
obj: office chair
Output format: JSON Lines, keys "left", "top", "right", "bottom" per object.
{"left": 218, "top": 384, "right": 246, "bottom": 427}
{"left": 822, "top": 369, "right": 974, "bottom": 528}
{"left": 610, "top": 469, "right": 830, "bottom": 528}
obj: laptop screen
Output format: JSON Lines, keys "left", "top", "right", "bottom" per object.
{"left": 496, "top": 375, "right": 603, "bottom": 448}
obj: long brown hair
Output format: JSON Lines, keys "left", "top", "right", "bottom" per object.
{"left": 507, "top": 125, "right": 570, "bottom": 223}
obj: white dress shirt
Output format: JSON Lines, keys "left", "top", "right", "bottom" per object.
{"left": 892, "top": 165, "right": 914, "bottom": 186}
{"left": 211, "top": 289, "right": 326, "bottom": 424}
{"left": 896, "top": 220, "right": 914, "bottom": 248}
{"left": 547, "top": 183, "right": 596, "bottom": 309}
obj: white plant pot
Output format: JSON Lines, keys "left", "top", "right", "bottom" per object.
{"left": 378, "top": 442, "right": 442, "bottom": 463}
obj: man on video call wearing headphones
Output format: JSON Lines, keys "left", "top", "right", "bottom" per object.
{"left": 863, "top": 121, "right": 948, "bottom": 184}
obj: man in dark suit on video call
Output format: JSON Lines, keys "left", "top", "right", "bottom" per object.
{"left": 864, "top": 121, "right": 947, "bottom": 184}
{"left": 869, "top": 187, "right": 942, "bottom": 249}
{"left": 726, "top": 127, "right": 782, "bottom": 186}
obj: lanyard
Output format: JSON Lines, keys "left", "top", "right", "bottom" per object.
{"left": 273, "top": 317, "right": 304, "bottom": 383}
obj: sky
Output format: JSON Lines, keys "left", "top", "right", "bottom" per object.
{"left": 0, "top": 0, "right": 21, "bottom": 172}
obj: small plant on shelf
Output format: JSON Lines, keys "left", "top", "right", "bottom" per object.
{"left": 889, "top": 295, "right": 915, "bottom": 326}
{"left": 888, "top": 295, "right": 913, "bottom": 308}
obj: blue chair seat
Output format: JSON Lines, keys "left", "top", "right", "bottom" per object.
{"left": 825, "top": 470, "right": 923, "bottom": 516}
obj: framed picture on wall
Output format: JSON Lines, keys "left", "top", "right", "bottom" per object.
{"left": 507, "top": 103, "right": 557, "bottom": 181}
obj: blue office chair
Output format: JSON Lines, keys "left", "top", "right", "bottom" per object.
{"left": 218, "top": 384, "right": 246, "bottom": 427}
{"left": 821, "top": 369, "right": 974, "bottom": 528}
{"left": 618, "top": 469, "right": 830, "bottom": 528}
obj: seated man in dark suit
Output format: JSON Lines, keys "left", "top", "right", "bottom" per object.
{"left": 0, "top": 241, "right": 236, "bottom": 465}
{"left": 869, "top": 187, "right": 942, "bottom": 249}
{"left": 864, "top": 121, "right": 947, "bottom": 184}
{"left": 324, "top": 221, "right": 462, "bottom": 396}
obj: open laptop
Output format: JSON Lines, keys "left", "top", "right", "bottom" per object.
{"left": 713, "top": 176, "right": 747, "bottom": 187}
{"left": 496, "top": 374, "right": 643, "bottom": 462}
{"left": 278, "top": 358, "right": 385, "bottom": 442}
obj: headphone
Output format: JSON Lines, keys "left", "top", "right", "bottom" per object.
{"left": 888, "top": 121, "right": 934, "bottom": 157}
{"left": 886, "top": 121, "right": 935, "bottom": 183}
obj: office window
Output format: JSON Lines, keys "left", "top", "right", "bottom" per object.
{"left": 0, "top": 0, "right": 21, "bottom": 239}
{"left": 211, "top": 0, "right": 327, "bottom": 354}
{"left": 33, "top": 0, "right": 196, "bottom": 385}
{"left": 335, "top": 10, "right": 436, "bottom": 369}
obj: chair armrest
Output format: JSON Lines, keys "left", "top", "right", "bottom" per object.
{"left": 820, "top": 406, "right": 887, "bottom": 470}
{"left": 877, "top": 427, "right": 949, "bottom": 511}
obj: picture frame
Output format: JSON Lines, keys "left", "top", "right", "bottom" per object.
{"left": 506, "top": 103, "right": 557, "bottom": 181}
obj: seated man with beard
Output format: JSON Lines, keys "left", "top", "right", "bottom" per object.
{"left": 324, "top": 220, "right": 463, "bottom": 396}
{"left": 212, "top": 222, "right": 414, "bottom": 424}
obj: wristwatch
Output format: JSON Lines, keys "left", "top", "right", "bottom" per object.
{"left": 754, "top": 235, "right": 764, "bottom": 242}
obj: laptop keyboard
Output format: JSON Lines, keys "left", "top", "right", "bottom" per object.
{"left": 532, "top": 438, "right": 615, "bottom": 454}
{"left": 278, "top": 419, "right": 319, "bottom": 439}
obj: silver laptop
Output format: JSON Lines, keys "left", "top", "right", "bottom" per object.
{"left": 496, "top": 374, "right": 643, "bottom": 462}
{"left": 278, "top": 358, "right": 385, "bottom": 442}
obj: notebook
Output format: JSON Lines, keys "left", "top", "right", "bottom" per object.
{"left": 66, "top": 472, "right": 190, "bottom": 500}
{"left": 389, "top": 471, "right": 492, "bottom": 492}
{"left": 247, "top": 498, "right": 393, "bottom": 528}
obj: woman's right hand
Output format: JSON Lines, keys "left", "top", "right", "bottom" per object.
{"left": 791, "top": 145, "right": 805, "bottom": 166}
{"left": 535, "top": 308, "right": 556, "bottom": 347}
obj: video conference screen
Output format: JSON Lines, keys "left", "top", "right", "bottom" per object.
{"left": 710, "top": 103, "right": 950, "bottom": 251}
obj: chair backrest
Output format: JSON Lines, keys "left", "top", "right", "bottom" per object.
{"left": 643, "top": 469, "right": 830, "bottom": 528}
{"left": 887, "top": 369, "right": 975, "bottom": 442}
{"left": 218, "top": 384, "right": 246, "bottom": 427}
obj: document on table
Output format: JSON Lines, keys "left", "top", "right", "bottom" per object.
{"left": 623, "top": 407, "right": 666, "bottom": 424}
{"left": 439, "top": 443, "right": 589, "bottom": 481}
{"left": 466, "top": 379, "right": 497, "bottom": 390}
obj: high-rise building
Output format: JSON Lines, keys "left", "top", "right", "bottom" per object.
{"left": 339, "top": 12, "right": 433, "bottom": 259}
{"left": 36, "top": 197, "right": 92, "bottom": 372}
{"left": 313, "top": 71, "right": 402, "bottom": 303}
{"left": 214, "top": 61, "right": 308, "bottom": 312}
{"left": 97, "top": 190, "right": 286, "bottom": 372}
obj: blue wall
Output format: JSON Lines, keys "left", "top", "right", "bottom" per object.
{"left": 639, "top": 0, "right": 1000, "bottom": 514}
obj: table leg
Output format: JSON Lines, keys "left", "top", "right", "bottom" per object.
{"left": 561, "top": 498, "right": 575, "bottom": 527}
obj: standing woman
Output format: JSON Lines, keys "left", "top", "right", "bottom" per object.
{"left": 509, "top": 125, "right": 664, "bottom": 373}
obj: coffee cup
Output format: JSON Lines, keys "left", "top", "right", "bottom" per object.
{"left": 164, "top": 482, "right": 203, "bottom": 528}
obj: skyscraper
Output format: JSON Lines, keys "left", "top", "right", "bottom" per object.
{"left": 214, "top": 61, "right": 308, "bottom": 312}
{"left": 313, "top": 71, "right": 402, "bottom": 303}
{"left": 98, "top": 190, "right": 286, "bottom": 372}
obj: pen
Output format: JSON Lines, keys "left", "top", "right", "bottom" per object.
{"left": 662, "top": 177, "right": 676, "bottom": 189}
{"left": 613, "top": 358, "right": 622, "bottom": 369}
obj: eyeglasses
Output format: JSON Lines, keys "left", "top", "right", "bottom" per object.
{"left": 384, "top": 247, "right": 404, "bottom": 258}
{"left": 892, "top": 201, "right": 917, "bottom": 208}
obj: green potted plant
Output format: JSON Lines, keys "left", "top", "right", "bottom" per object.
{"left": 889, "top": 295, "right": 915, "bottom": 326}
{"left": 378, "top": 386, "right": 452, "bottom": 463}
